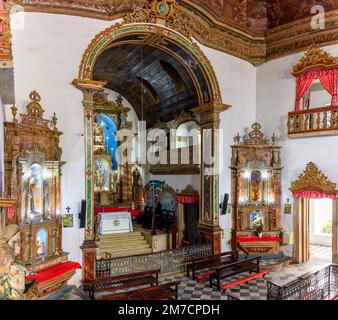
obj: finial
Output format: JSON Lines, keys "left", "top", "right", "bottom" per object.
{"left": 234, "top": 133, "right": 241, "bottom": 145}
{"left": 11, "top": 104, "right": 18, "bottom": 123}
{"left": 52, "top": 113, "right": 58, "bottom": 130}
{"left": 271, "top": 133, "right": 278, "bottom": 145}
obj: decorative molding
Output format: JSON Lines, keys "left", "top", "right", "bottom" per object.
{"left": 10, "top": 1, "right": 338, "bottom": 65}
{"left": 179, "top": 184, "right": 198, "bottom": 196}
{"left": 243, "top": 122, "right": 269, "bottom": 145}
{"left": 290, "top": 162, "right": 337, "bottom": 194}
{"left": 0, "top": 7, "right": 13, "bottom": 63}
{"left": 124, "top": 0, "right": 190, "bottom": 39}
{"left": 293, "top": 44, "right": 338, "bottom": 76}
{"left": 19, "top": 90, "right": 54, "bottom": 129}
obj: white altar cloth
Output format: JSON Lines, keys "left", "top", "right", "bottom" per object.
{"left": 98, "top": 211, "right": 133, "bottom": 235}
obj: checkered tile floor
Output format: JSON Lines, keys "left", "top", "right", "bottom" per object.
{"left": 310, "top": 244, "right": 332, "bottom": 261}
{"left": 63, "top": 256, "right": 332, "bottom": 300}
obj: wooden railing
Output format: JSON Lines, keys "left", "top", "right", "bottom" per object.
{"left": 149, "top": 145, "right": 200, "bottom": 175}
{"left": 288, "top": 106, "right": 338, "bottom": 137}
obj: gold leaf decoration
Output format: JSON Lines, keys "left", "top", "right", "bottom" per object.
{"left": 290, "top": 162, "right": 336, "bottom": 194}
{"left": 293, "top": 44, "right": 338, "bottom": 76}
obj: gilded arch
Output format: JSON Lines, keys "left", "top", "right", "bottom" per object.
{"left": 76, "top": 22, "right": 222, "bottom": 105}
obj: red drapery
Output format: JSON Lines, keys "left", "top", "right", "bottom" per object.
{"left": 177, "top": 195, "right": 199, "bottom": 204}
{"left": 237, "top": 236, "right": 280, "bottom": 243}
{"left": 292, "top": 190, "right": 338, "bottom": 199}
{"left": 295, "top": 68, "right": 338, "bottom": 111}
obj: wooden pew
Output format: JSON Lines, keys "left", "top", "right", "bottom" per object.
{"left": 210, "top": 256, "right": 261, "bottom": 290}
{"left": 97, "top": 281, "right": 181, "bottom": 300}
{"left": 186, "top": 250, "right": 239, "bottom": 280}
{"left": 88, "top": 269, "right": 160, "bottom": 300}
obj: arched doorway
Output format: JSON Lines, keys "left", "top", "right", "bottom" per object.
{"left": 290, "top": 162, "right": 338, "bottom": 264}
{"left": 73, "top": 0, "right": 230, "bottom": 282}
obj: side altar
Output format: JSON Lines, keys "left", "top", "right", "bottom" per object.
{"left": 3, "top": 91, "right": 80, "bottom": 299}
{"left": 230, "top": 123, "right": 283, "bottom": 256}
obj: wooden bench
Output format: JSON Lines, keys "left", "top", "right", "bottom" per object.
{"left": 220, "top": 271, "right": 268, "bottom": 292}
{"left": 186, "top": 250, "right": 239, "bottom": 280}
{"left": 210, "top": 256, "right": 261, "bottom": 290}
{"left": 88, "top": 269, "right": 160, "bottom": 300}
{"left": 97, "top": 281, "right": 181, "bottom": 300}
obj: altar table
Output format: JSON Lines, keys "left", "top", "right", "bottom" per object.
{"left": 98, "top": 211, "right": 133, "bottom": 235}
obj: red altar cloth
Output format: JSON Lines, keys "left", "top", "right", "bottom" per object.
{"left": 94, "top": 207, "right": 142, "bottom": 217}
{"left": 27, "top": 261, "right": 81, "bottom": 284}
{"left": 237, "top": 236, "right": 280, "bottom": 243}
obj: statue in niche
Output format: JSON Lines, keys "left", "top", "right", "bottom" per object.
{"left": 93, "top": 123, "right": 104, "bottom": 146}
{"left": 250, "top": 170, "right": 262, "bottom": 202}
{"left": 94, "top": 158, "right": 110, "bottom": 192}
{"left": 28, "top": 165, "right": 43, "bottom": 215}
{"left": 250, "top": 210, "right": 264, "bottom": 229}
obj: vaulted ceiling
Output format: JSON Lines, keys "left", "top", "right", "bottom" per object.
{"left": 93, "top": 44, "right": 199, "bottom": 127}
{"left": 11, "top": 0, "right": 338, "bottom": 65}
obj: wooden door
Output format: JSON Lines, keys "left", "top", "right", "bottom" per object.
{"left": 293, "top": 198, "right": 310, "bottom": 263}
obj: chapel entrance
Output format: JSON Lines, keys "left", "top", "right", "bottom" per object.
{"left": 73, "top": 0, "right": 229, "bottom": 282}
{"left": 290, "top": 162, "right": 338, "bottom": 264}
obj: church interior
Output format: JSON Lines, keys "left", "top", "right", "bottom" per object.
{"left": 0, "top": 0, "right": 337, "bottom": 301}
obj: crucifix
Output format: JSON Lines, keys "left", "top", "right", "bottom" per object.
{"left": 66, "top": 206, "right": 71, "bottom": 213}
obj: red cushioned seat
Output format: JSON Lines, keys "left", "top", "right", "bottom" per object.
{"left": 27, "top": 261, "right": 81, "bottom": 284}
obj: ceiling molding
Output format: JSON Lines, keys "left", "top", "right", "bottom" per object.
{"left": 10, "top": 1, "right": 338, "bottom": 65}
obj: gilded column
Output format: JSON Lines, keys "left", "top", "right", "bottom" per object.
{"left": 73, "top": 79, "right": 107, "bottom": 284}
{"left": 191, "top": 102, "right": 230, "bottom": 254}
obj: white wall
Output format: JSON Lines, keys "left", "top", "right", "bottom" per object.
{"left": 256, "top": 44, "right": 338, "bottom": 233}
{"left": 10, "top": 12, "right": 113, "bottom": 285}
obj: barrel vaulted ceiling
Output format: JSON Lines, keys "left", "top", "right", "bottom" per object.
{"left": 9, "top": 0, "right": 338, "bottom": 65}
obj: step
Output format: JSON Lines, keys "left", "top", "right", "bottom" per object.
{"left": 99, "top": 248, "right": 153, "bottom": 259}
{"left": 100, "top": 238, "right": 147, "bottom": 245}
{"left": 100, "top": 232, "right": 142, "bottom": 238}
{"left": 99, "top": 243, "right": 150, "bottom": 251}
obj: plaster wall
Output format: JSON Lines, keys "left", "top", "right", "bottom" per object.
{"left": 256, "top": 44, "right": 338, "bottom": 234}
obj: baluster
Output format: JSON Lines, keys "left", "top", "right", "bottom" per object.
{"left": 303, "top": 114, "right": 308, "bottom": 131}
{"left": 309, "top": 112, "right": 314, "bottom": 130}
{"left": 322, "top": 111, "right": 328, "bottom": 129}
{"left": 316, "top": 112, "right": 321, "bottom": 130}
{"left": 287, "top": 115, "right": 291, "bottom": 133}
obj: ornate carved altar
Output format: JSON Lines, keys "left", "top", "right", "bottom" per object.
{"left": 92, "top": 90, "right": 143, "bottom": 209}
{"left": 230, "top": 123, "right": 283, "bottom": 255}
{"left": 3, "top": 91, "right": 80, "bottom": 299}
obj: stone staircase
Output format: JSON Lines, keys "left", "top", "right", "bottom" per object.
{"left": 98, "top": 231, "right": 153, "bottom": 259}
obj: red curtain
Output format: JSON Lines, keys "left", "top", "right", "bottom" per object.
{"left": 318, "top": 69, "right": 338, "bottom": 106}
{"left": 293, "top": 190, "right": 338, "bottom": 199}
{"left": 295, "top": 68, "right": 338, "bottom": 111}
{"left": 177, "top": 195, "right": 199, "bottom": 204}
{"left": 295, "top": 72, "right": 316, "bottom": 111}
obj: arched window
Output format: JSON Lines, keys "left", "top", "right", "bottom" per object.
{"left": 175, "top": 121, "right": 200, "bottom": 149}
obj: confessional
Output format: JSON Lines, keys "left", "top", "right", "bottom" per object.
{"left": 230, "top": 123, "right": 283, "bottom": 255}
{"left": 3, "top": 91, "right": 80, "bottom": 299}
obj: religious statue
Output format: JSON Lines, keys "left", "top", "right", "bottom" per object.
{"left": 250, "top": 210, "right": 264, "bottom": 229}
{"left": 36, "top": 236, "right": 44, "bottom": 257}
{"left": 28, "top": 175, "right": 41, "bottom": 215}
{"left": 0, "top": 225, "right": 26, "bottom": 300}
{"left": 111, "top": 171, "right": 120, "bottom": 204}
{"left": 250, "top": 170, "right": 262, "bottom": 202}
{"left": 251, "top": 180, "right": 260, "bottom": 202}
{"left": 93, "top": 123, "right": 104, "bottom": 146}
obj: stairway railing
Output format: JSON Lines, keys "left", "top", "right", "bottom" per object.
{"left": 96, "top": 243, "right": 212, "bottom": 278}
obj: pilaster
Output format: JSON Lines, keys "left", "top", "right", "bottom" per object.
{"left": 191, "top": 102, "right": 230, "bottom": 254}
